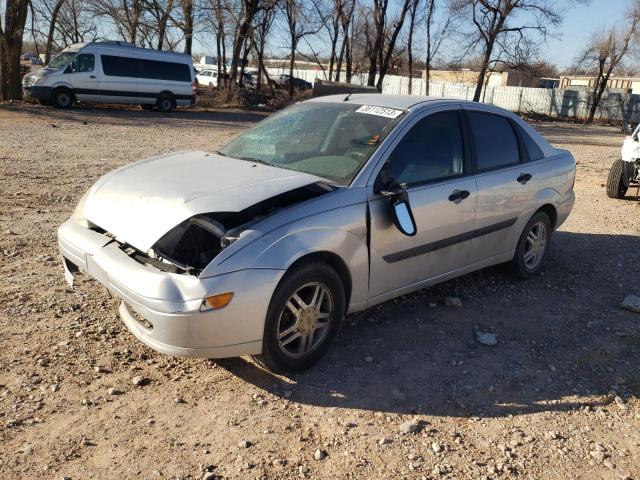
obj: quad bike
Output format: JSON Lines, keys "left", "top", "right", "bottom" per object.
{"left": 607, "top": 123, "right": 640, "bottom": 199}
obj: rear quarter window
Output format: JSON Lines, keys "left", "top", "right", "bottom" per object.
{"left": 515, "top": 124, "right": 545, "bottom": 161}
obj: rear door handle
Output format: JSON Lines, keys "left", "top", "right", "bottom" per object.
{"left": 90, "top": 75, "right": 97, "bottom": 79}
{"left": 448, "top": 189, "right": 470, "bottom": 203}
{"left": 517, "top": 173, "right": 532, "bottom": 184}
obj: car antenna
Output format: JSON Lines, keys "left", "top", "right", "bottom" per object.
{"left": 344, "top": 92, "right": 352, "bottom": 102}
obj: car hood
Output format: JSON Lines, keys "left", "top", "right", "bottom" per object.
{"left": 83, "top": 150, "right": 323, "bottom": 251}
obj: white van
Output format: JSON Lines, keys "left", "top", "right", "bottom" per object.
{"left": 22, "top": 41, "right": 196, "bottom": 112}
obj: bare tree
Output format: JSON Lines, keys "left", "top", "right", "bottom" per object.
{"left": 0, "top": 0, "right": 30, "bottom": 100}
{"left": 282, "top": 0, "right": 323, "bottom": 96}
{"left": 423, "top": 0, "right": 459, "bottom": 94}
{"left": 334, "top": 0, "right": 355, "bottom": 81}
{"left": 91, "top": 0, "right": 143, "bottom": 43}
{"left": 467, "top": 0, "right": 560, "bottom": 101}
{"left": 577, "top": 4, "right": 640, "bottom": 123}
{"left": 366, "top": 0, "right": 412, "bottom": 91}
{"left": 406, "top": 0, "right": 420, "bottom": 94}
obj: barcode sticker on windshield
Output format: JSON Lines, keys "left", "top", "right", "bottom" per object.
{"left": 356, "top": 105, "right": 403, "bottom": 118}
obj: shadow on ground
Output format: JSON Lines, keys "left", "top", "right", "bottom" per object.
{"left": 217, "top": 231, "right": 639, "bottom": 418}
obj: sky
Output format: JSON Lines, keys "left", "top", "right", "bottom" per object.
{"left": 544, "top": 0, "right": 628, "bottom": 68}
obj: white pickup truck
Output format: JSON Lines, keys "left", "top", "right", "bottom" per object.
{"left": 608, "top": 123, "right": 640, "bottom": 199}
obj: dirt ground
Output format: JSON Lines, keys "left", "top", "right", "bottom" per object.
{"left": 0, "top": 103, "right": 639, "bottom": 480}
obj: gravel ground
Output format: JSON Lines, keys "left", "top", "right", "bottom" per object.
{"left": 0, "top": 104, "right": 639, "bottom": 480}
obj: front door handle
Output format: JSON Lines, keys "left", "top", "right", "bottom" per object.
{"left": 90, "top": 75, "right": 97, "bottom": 79}
{"left": 517, "top": 173, "right": 532, "bottom": 184}
{"left": 448, "top": 189, "right": 470, "bottom": 203}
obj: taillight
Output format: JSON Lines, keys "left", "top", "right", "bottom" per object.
{"left": 192, "top": 81, "right": 197, "bottom": 95}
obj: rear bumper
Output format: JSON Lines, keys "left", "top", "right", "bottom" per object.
{"left": 58, "top": 219, "right": 283, "bottom": 358}
{"left": 555, "top": 190, "right": 575, "bottom": 229}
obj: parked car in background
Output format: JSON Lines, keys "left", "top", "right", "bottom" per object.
{"left": 30, "top": 57, "right": 43, "bottom": 65}
{"left": 196, "top": 69, "right": 218, "bottom": 87}
{"left": 275, "top": 74, "right": 312, "bottom": 90}
{"left": 22, "top": 41, "right": 196, "bottom": 112}
{"left": 58, "top": 95, "right": 575, "bottom": 372}
{"left": 21, "top": 52, "right": 36, "bottom": 61}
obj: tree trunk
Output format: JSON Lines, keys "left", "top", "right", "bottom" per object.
{"left": 289, "top": 39, "right": 296, "bottom": 97}
{"left": 472, "top": 39, "right": 494, "bottom": 102}
{"left": 375, "top": 0, "right": 411, "bottom": 91}
{"left": 182, "top": 0, "right": 194, "bottom": 54}
{"left": 406, "top": 0, "right": 418, "bottom": 95}
{"left": 0, "top": 0, "right": 30, "bottom": 100}
{"left": 45, "top": 0, "right": 66, "bottom": 64}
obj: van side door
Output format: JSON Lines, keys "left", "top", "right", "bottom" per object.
{"left": 64, "top": 53, "right": 99, "bottom": 101}
{"left": 98, "top": 54, "right": 141, "bottom": 104}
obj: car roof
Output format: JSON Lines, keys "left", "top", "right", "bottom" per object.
{"left": 308, "top": 93, "right": 460, "bottom": 110}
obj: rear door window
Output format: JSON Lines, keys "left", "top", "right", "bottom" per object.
{"left": 468, "top": 111, "right": 520, "bottom": 171}
{"left": 515, "top": 124, "right": 545, "bottom": 161}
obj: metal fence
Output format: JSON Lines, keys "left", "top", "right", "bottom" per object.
{"left": 264, "top": 66, "right": 640, "bottom": 123}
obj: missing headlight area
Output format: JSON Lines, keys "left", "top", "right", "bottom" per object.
{"left": 134, "top": 182, "right": 334, "bottom": 275}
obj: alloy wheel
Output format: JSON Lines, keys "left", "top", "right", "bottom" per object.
{"left": 277, "top": 282, "right": 333, "bottom": 358}
{"left": 523, "top": 221, "right": 547, "bottom": 270}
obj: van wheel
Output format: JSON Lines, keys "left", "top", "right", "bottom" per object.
{"left": 606, "top": 159, "right": 628, "bottom": 199}
{"left": 253, "top": 261, "right": 345, "bottom": 373}
{"left": 52, "top": 88, "right": 75, "bottom": 109}
{"left": 157, "top": 94, "right": 174, "bottom": 112}
{"left": 511, "top": 211, "right": 552, "bottom": 278}
{"left": 140, "top": 104, "right": 154, "bottom": 111}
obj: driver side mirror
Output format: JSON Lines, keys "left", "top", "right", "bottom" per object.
{"left": 376, "top": 163, "right": 417, "bottom": 236}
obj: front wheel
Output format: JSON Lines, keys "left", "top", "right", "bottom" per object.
{"left": 606, "top": 159, "right": 628, "bottom": 199}
{"left": 52, "top": 88, "right": 74, "bottom": 109}
{"left": 511, "top": 211, "right": 552, "bottom": 278}
{"left": 254, "top": 261, "right": 345, "bottom": 373}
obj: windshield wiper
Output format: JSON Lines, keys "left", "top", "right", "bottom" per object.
{"left": 238, "top": 156, "right": 273, "bottom": 167}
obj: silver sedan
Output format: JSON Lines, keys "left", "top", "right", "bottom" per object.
{"left": 58, "top": 94, "right": 576, "bottom": 372}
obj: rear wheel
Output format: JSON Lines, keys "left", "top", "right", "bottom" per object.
{"left": 52, "top": 88, "right": 74, "bottom": 109}
{"left": 606, "top": 159, "right": 628, "bottom": 199}
{"left": 254, "top": 261, "right": 345, "bottom": 373}
{"left": 511, "top": 211, "right": 552, "bottom": 278}
{"left": 156, "top": 94, "right": 174, "bottom": 112}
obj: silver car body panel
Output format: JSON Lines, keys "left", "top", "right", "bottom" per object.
{"left": 58, "top": 94, "right": 576, "bottom": 358}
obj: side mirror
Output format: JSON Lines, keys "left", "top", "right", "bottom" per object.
{"left": 392, "top": 197, "right": 416, "bottom": 236}
{"left": 376, "top": 163, "right": 417, "bottom": 236}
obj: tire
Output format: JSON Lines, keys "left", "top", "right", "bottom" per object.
{"left": 156, "top": 94, "right": 174, "bottom": 112}
{"left": 511, "top": 211, "right": 552, "bottom": 279}
{"left": 208, "top": 82, "right": 214, "bottom": 88}
{"left": 140, "top": 104, "right": 154, "bottom": 111}
{"left": 52, "top": 88, "right": 74, "bottom": 109}
{"left": 606, "top": 159, "right": 628, "bottom": 199}
{"left": 254, "top": 261, "right": 345, "bottom": 373}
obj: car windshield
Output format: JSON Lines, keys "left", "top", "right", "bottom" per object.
{"left": 46, "top": 51, "right": 77, "bottom": 70}
{"left": 218, "top": 102, "right": 405, "bottom": 185}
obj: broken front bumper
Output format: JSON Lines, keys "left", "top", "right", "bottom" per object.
{"left": 57, "top": 219, "right": 283, "bottom": 358}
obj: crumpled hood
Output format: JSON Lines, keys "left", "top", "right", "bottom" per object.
{"left": 83, "top": 150, "right": 322, "bottom": 251}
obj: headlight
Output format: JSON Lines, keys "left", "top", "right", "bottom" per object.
{"left": 70, "top": 189, "right": 91, "bottom": 227}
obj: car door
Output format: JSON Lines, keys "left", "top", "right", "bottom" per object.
{"left": 64, "top": 53, "right": 99, "bottom": 101}
{"left": 368, "top": 107, "right": 478, "bottom": 300}
{"left": 463, "top": 107, "right": 537, "bottom": 265}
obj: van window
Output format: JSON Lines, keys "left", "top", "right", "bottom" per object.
{"left": 101, "top": 55, "right": 191, "bottom": 82}
{"left": 69, "top": 54, "right": 94, "bottom": 73}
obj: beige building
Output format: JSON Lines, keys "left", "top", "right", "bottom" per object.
{"left": 421, "top": 69, "right": 539, "bottom": 88}
{"left": 559, "top": 75, "right": 640, "bottom": 93}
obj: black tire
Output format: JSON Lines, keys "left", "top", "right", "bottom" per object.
{"left": 156, "top": 94, "right": 174, "bottom": 112}
{"left": 511, "top": 211, "right": 552, "bottom": 279}
{"left": 254, "top": 261, "right": 345, "bottom": 373}
{"left": 606, "top": 159, "right": 628, "bottom": 199}
{"left": 51, "top": 88, "right": 74, "bottom": 109}
{"left": 140, "top": 104, "right": 154, "bottom": 111}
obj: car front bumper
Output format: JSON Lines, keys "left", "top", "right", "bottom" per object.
{"left": 23, "top": 85, "right": 53, "bottom": 101}
{"left": 58, "top": 219, "right": 283, "bottom": 358}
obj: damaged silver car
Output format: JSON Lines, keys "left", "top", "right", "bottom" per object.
{"left": 58, "top": 94, "right": 576, "bottom": 372}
